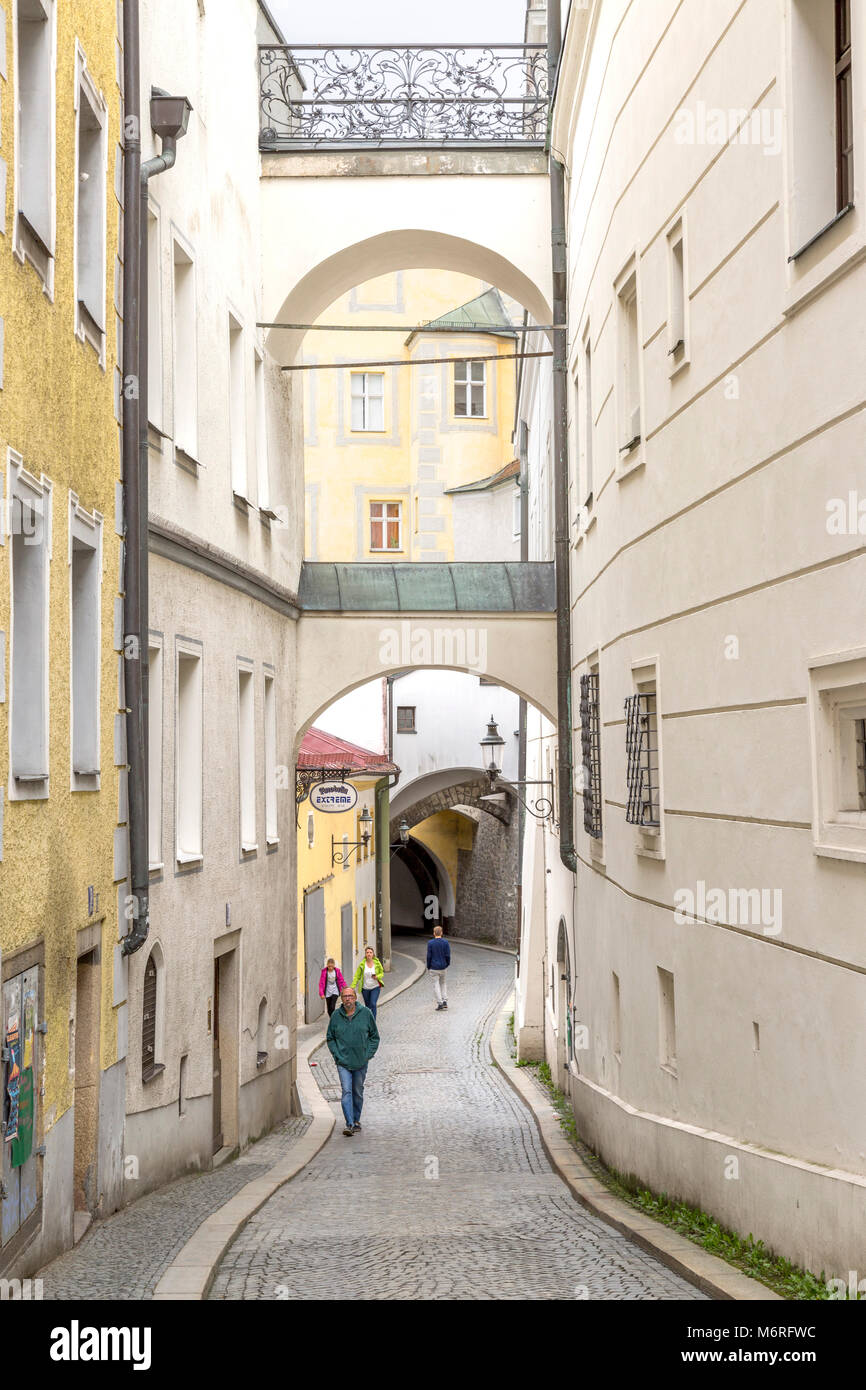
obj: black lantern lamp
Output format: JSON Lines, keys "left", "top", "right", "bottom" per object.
{"left": 331, "top": 805, "right": 373, "bottom": 867}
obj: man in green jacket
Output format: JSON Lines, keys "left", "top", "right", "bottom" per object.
{"left": 326, "top": 986, "right": 380, "bottom": 1136}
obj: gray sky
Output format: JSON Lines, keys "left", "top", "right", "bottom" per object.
{"left": 268, "top": 0, "right": 529, "bottom": 45}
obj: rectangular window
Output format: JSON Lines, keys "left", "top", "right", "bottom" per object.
{"left": 238, "top": 665, "right": 256, "bottom": 852}
{"left": 454, "top": 359, "right": 486, "bottom": 417}
{"left": 148, "top": 639, "right": 163, "bottom": 869}
{"left": 789, "top": 0, "right": 854, "bottom": 252}
{"left": 583, "top": 329, "right": 593, "bottom": 504}
{"left": 370, "top": 501, "right": 402, "bottom": 551}
{"left": 625, "top": 686, "right": 660, "bottom": 829}
{"left": 176, "top": 645, "right": 202, "bottom": 862}
{"left": 10, "top": 466, "right": 50, "bottom": 793}
{"left": 264, "top": 672, "right": 278, "bottom": 844}
{"left": 836, "top": 0, "right": 853, "bottom": 211}
{"left": 343, "top": 833, "right": 350, "bottom": 872}
{"left": 667, "top": 219, "right": 686, "bottom": 366}
{"left": 228, "top": 314, "right": 248, "bottom": 500}
{"left": 611, "top": 972, "right": 621, "bottom": 1060}
{"left": 350, "top": 372, "right": 384, "bottom": 431}
{"left": 16, "top": 0, "right": 54, "bottom": 258}
{"left": 808, "top": 650, "right": 866, "bottom": 861}
{"left": 70, "top": 505, "right": 101, "bottom": 785}
{"left": 512, "top": 486, "right": 521, "bottom": 540}
{"left": 616, "top": 265, "right": 641, "bottom": 455}
{"left": 147, "top": 209, "right": 163, "bottom": 428}
{"left": 255, "top": 352, "right": 272, "bottom": 513}
{"left": 856, "top": 718, "right": 866, "bottom": 811}
{"left": 172, "top": 239, "right": 198, "bottom": 461}
{"left": 657, "top": 968, "right": 677, "bottom": 1074}
{"left": 396, "top": 705, "right": 416, "bottom": 733}
{"left": 579, "top": 671, "right": 602, "bottom": 839}
{"left": 74, "top": 70, "right": 106, "bottom": 341}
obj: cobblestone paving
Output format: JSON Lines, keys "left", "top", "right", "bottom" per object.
{"left": 211, "top": 938, "right": 706, "bottom": 1301}
{"left": 38, "top": 1116, "right": 311, "bottom": 1300}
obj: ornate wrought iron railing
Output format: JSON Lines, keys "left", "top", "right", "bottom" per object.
{"left": 259, "top": 44, "right": 549, "bottom": 149}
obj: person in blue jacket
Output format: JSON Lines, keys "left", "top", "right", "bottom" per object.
{"left": 426, "top": 924, "right": 451, "bottom": 1011}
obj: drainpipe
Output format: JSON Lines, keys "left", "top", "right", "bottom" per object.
{"left": 121, "top": 51, "right": 192, "bottom": 954}
{"left": 547, "top": 0, "right": 577, "bottom": 873}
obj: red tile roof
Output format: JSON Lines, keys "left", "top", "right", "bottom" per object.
{"left": 298, "top": 726, "right": 397, "bottom": 775}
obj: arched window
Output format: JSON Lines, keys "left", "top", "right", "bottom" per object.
{"left": 142, "top": 945, "right": 165, "bottom": 1083}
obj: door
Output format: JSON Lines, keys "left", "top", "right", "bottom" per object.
{"left": 304, "top": 886, "right": 326, "bottom": 1024}
{"left": 2, "top": 968, "right": 39, "bottom": 1247}
{"left": 212, "top": 961, "right": 222, "bottom": 1154}
{"left": 340, "top": 902, "right": 353, "bottom": 982}
{"left": 73, "top": 951, "right": 101, "bottom": 1212}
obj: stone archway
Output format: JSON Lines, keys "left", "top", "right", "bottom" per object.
{"left": 391, "top": 776, "right": 513, "bottom": 836}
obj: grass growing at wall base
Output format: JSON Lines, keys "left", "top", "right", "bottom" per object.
{"left": 508, "top": 1039, "right": 839, "bottom": 1300}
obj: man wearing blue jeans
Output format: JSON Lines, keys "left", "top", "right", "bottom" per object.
{"left": 326, "top": 986, "right": 380, "bottom": 1137}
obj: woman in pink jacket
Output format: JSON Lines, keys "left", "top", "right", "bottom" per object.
{"left": 319, "top": 959, "right": 347, "bottom": 1017}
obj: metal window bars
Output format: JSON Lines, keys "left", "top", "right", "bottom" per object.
{"left": 856, "top": 717, "right": 866, "bottom": 812}
{"left": 579, "top": 672, "right": 602, "bottom": 839}
{"left": 258, "top": 45, "right": 549, "bottom": 149}
{"left": 624, "top": 691, "right": 660, "bottom": 828}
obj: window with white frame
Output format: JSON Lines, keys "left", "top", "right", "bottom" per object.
{"left": 10, "top": 458, "right": 50, "bottom": 796}
{"left": 809, "top": 649, "right": 866, "bottom": 861}
{"left": 255, "top": 351, "right": 273, "bottom": 514}
{"left": 666, "top": 219, "right": 687, "bottom": 368}
{"left": 582, "top": 327, "right": 593, "bottom": 505}
{"left": 264, "top": 671, "right": 278, "bottom": 845}
{"left": 350, "top": 372, "right": 384, "bottom": 431}
{"left": 625, "top": 660, "right": 664, "bottom": 857}
{"left": 70, "top": 498, "right": 101, "bottom": 788}
{"left": 370, "top": 501, "right": 402, "bottom": 551}
{"left": 615, "top": 263, "right": 642, "bottom": 457}
{"left": 512, "top": 485, "right": 521, "bottom": 540}
{"left": 148, "top": 637, "right": 163, "bottom": 869}
{"left": 454, "top": 359, "right": 486, "bottom": 417}
{"left": 788, "top": 0, "right": 855, "bottom": 254}
{"left": 74, "top": 58, "right": 106, "bottom": 345}
{"left": 657, "top": 967, "right": 677, "bottom": 1074}
{"left": 15, "top": 0, "right": 55, "bottom": 271}
{"left": 172, "top": 238, "right": 198, "bottom": 461}
{"left": 176, "top": 643, "right": 203, "bottom": 862}
{"left": 228, "top": 313, "right": 248, "bottom": 500}
{"left": 238, "top": 664, "right": 256, "bottom": 852}
{"left": 147, "top": 208, "right": 163, "bottom": 428}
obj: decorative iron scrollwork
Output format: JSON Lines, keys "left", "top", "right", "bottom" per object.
{"left": 260, "top": 45, "right": 549, "bottom": 148}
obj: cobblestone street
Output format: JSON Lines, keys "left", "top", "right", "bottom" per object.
{"left": 210, "top": 938, "right": 706, "bottom": 1301}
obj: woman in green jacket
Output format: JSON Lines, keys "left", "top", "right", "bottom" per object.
{"left": 353, "top": 946, "right": 384, "bottom": 1019}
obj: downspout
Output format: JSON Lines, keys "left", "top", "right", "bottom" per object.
{"left": 121, "top": 73, "right": 187, "bottom": 955}
{"left": 374, "top": 771, "right": 399, "bottom": 972}
{"left": 547, "top": 0, "right": 577, "bottom": 873}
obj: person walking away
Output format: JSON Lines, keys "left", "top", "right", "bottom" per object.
{"left": 319, "top": 958, "right": 346, "bottom": 1017}
{"left": 427, "top": 924, "right": 451, "bottom": 1011}
{"left": 353, "top": 945, "right": 385, "bottom": 1019}
{"left": 326, "top": 986, "right": 380, "bottom": 1136}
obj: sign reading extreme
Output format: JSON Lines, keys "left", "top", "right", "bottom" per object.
{"left": 310, "top": 781, "right": 358, "bottom": 813}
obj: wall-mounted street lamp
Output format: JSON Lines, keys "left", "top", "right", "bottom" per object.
{"left": 332, "top": 805, "right": 373, "bottom": 868}
{"left": 480, "top": 715, "right": 555, "bottom": 824}
{"left": 388, "top": 817, "right": 411, "bottom": 860}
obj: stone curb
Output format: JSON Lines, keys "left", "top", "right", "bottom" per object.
{"left": 152, "top": 948, "right": 426, "bottom": 1300}
{"left": 489, "top": 997, "right": 782, "bottom": 1303}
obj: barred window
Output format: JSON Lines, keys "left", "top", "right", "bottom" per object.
{"left": 579, "top": 672, "right": 602, "bottom": 838}
{"left": 855, "top": 717, "right": 866, "bottom": 811}
{"left": 624, "top": 690, "right": 660, "bottom": 828}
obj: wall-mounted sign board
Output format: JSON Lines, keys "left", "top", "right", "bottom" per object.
{"left": 310, "top": 781, "right": 358, "bottom": 813}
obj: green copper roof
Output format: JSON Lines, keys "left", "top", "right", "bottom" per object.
{"left": 405, "top": 288, "right": 517, "bottom": 344}
{"left": 299, "top": 562, "right": 555, "bottom": 613}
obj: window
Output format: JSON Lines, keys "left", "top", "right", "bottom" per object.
{"left": 666, "top": 219, "right": 687, "bottom": 369}
{"left": 255, "top": 352, "right": 273, "bottom": 514}
{"left": 141, "top": 947, "right": 165, "bottom": 1082}
{"left": 172, "top": 239, "right": 198, "bottom": 461}
{"left": 454, "top": 359, "right": 486, "bottom": 417}
{"left": 70, "top": 500, "right": 101, "bottom": 787}
{"left": 256, "top": 998, "right": 268, "bottom": 1066}
{"left": 147, "top": 208, "right": 163, "bottom": 428}
{"left": 238, "top": 665, "right": 256, "bottom": 852}
{"left": 808, "top": 649, "right": 866, "bottom": 861}
{"left": 342, "top": 833, "right": 349, "bottom": 871}
{"left": 579, "top": 671, "right": 602, "bottom": 839}
{"left": 148, "top": 638, "right": 163, "bottom": 868}
{"left": 228, "top": 314, "right": 248, "bottom": 500}
{"left": 362, "top": 902, "right": 368, "bottom": 939}
{"left": 15, "top": 0, "right": 55, "bottom": 269}
{"left": 178, "top": 1054, "right": 188, "bottom": 1115}
{"left": 370, "top": 501, "right": 402, "bottom": 551}
{"left": 10, "top": 461, "right": 50, "bottom": 796}
{"left": 396, "top": 705, "right": 416, "bottom": 733}
{"left": 625, "top": 660, "right": 663, "bottom": 856}
{"left": 836, "top": 0, "right": 853, "bottom": 211}
{"left": 582, "top": 328, "right": 593, "bottom": 505}
{"left": 350, "top": 372, "right": 384, "bottom": 431}
{"left": 74, "top": 61, "right": 106, "bottom": 344}
{"left": 307, "top": 811, "right": 315, "bottom": 847}
{"left": 615, "top": 264, "right": 641, "bottom": 457}
{"left": 512, "top": 486, "right": 521, "bottom": 541}
{"left": 176, "top": 644, "right": 202, "bottom": 862}
{"left": 657, "top": 968, "right": 676, "bottom": 1074}
{"left": 611, "top": 972, "right": 621, "bottom": 1061}
{"left": 264, "top": 672, "right": 278, "bottom": 845}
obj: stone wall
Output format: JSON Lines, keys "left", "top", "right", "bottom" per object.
{"left": 453, "top": 812, "right": 519, "bottom": 948}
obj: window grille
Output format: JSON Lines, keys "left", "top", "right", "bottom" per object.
{"left": 142, "top": 953, "right": 158, "bottom": 1081}
{"left": 836, "top": 0, "right": 853, "bottom": 211}
{"left": 856, "top": 717, "right": 866, "bottom": 811}
{"left": 579, "top": 672, "right": 602, "bottom": 838}
{"left": 624, "top": 691, "right": 660, "bottom": 827}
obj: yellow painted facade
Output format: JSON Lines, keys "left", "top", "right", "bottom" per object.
{"left": 296, "top": 777, "right": 379, "bottom": 1006}
{"left": 0, "top": 0, "right": 123, "bottom": 1249}
{"left": 303, "top": 270, "right": 517, "bottom": 563}
{"left": 410, "top": 810, "right": 476, "bottom": 911}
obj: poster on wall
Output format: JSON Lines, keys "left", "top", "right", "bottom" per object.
{"left": 4, "top": 1012, "right": 21, "bottom": 1144}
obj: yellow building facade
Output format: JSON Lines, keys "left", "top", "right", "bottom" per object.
{"left": 0, "top": 0, "right": 124, "bottom": 1272}
{"left": 304, "top": 270, "right": 518, "bottom": 564}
